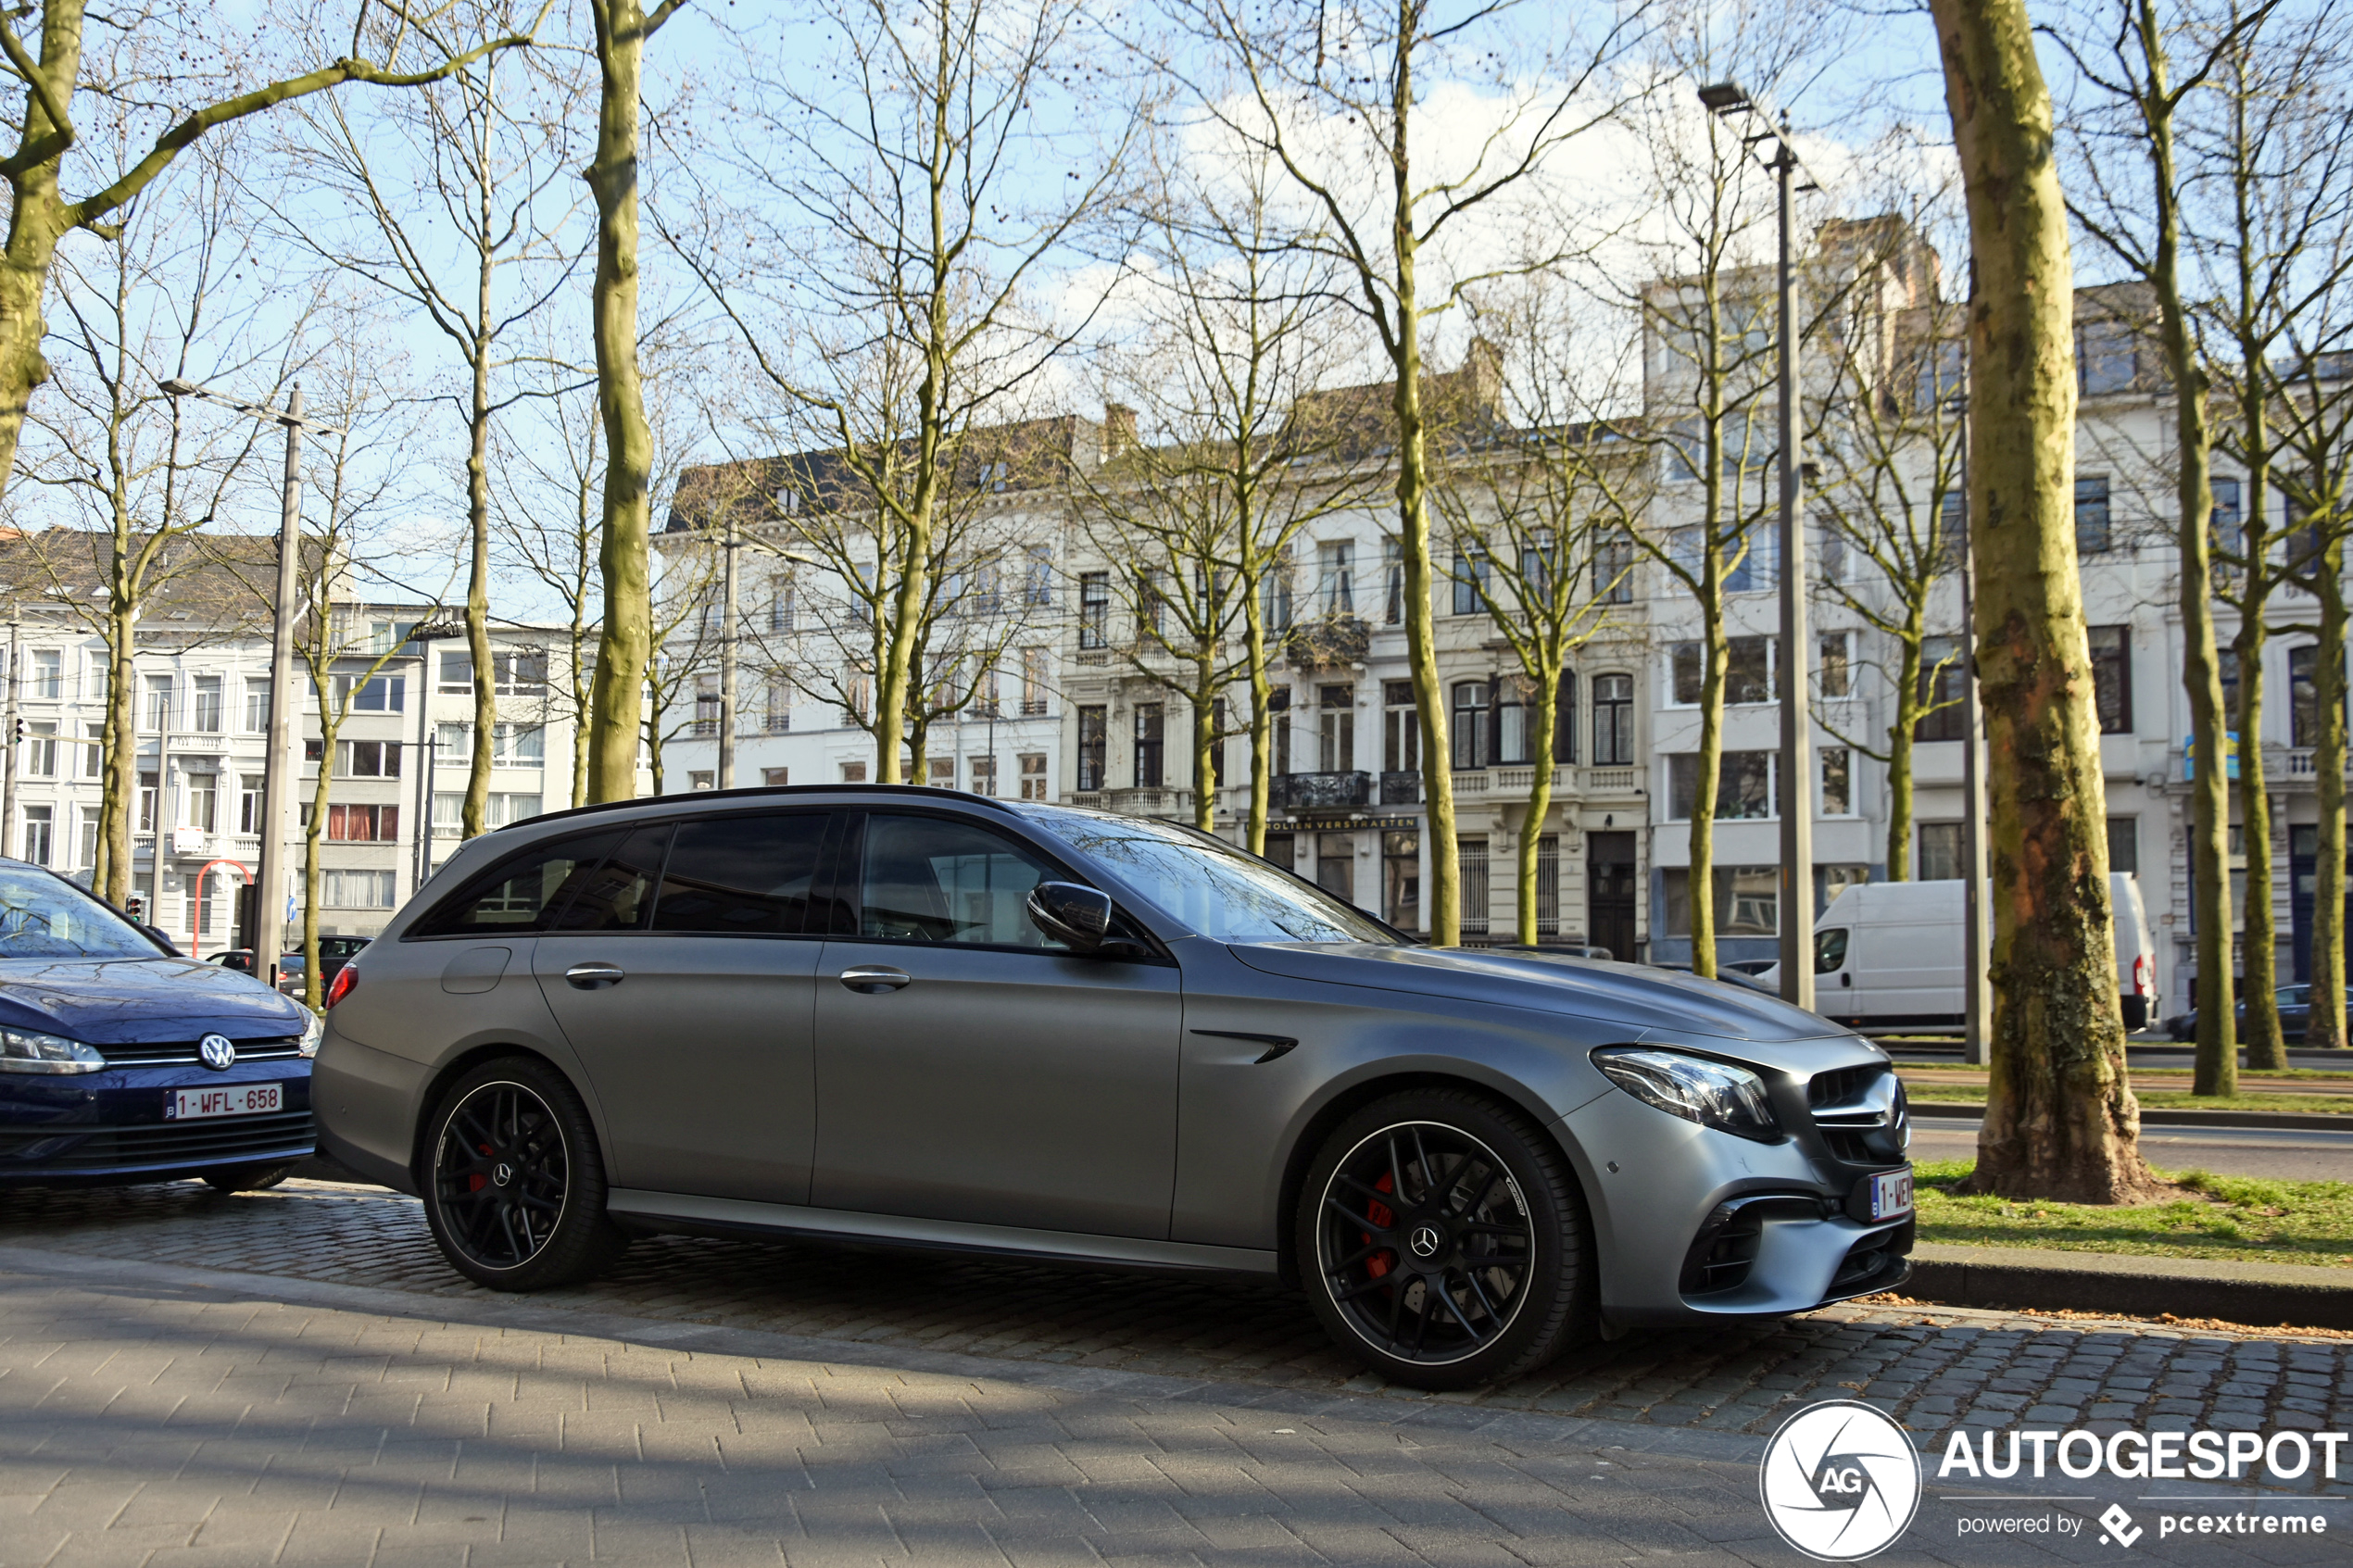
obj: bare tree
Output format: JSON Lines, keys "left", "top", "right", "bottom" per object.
{"left": 273, "top": 2, "right": 582, "bottom": 841}
{"left": 491, "top": 361, "right": 600, "bottom": 807}
{"left": 1166, "top": 0, "right": 1641, "bottom": 944}
{"left": 1929, "top": 0, "right": 2159, "bottom": 1202}
{"left": 0, "top": 0, "right": 546, "bottom": 498}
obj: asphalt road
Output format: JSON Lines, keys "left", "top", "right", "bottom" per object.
{"left": 1911, "top": 1114, "right": 2353, "bottom": 1182}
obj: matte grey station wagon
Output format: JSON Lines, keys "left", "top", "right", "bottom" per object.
{"left": 315, "top": 785, "right": 1913, "bottom": 1389}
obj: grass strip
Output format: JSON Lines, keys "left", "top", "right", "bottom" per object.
{"left": 1914, "top": 1159, "right": 2353, "bottom": 1267}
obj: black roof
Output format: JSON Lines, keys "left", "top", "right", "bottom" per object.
{"left": 495, "top": 783, "right": 1026, "bottom": 835}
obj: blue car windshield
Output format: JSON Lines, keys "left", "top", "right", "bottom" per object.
{"left": 1023, "top": 807, "right": 1400, "bottom": 946}
{"left": 0, "top": 864, "right": 157, "bottom": 959}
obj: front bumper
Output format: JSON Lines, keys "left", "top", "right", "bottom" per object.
{"left": 1558, "top": 1078, "right": 1913, "bottom": 1328}
{"left": 0, "top": 1060, "right": 314, "bottom": 1186}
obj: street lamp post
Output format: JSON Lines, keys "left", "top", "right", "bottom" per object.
{"left": 1701, "top": 82, "right": 1816, "bottom": 1010}
{"left": 1953, "top": 391, "right": 1989, "bottom": 1065}
{"left": 159, "top": 378, "right": 340, "bottom": 992}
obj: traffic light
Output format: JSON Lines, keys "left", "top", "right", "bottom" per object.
{"left": 8, "top": 719, "right": 19, "bottom": 744}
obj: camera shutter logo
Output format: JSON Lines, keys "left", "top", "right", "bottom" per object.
{"left": 1758, "top": 1399, "right": 1921, "bottom": 1561}
{"left": 198, "top": 1035, "right": 237, "bottom": 1071}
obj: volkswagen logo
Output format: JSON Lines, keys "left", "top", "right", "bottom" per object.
{"left": 197, "top": 1034, "right": 236, "bottom": 1071}
{"left": 1758, "top": 1400, "right": 1920, "bottom": 1560}
{"left": 491, "top": 1162, "right": 514, "bottom": 1187}
{"left": 1408, "top": 1224, "right": 1443, "bottom": 1259}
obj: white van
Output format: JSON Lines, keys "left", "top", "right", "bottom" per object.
{"left": 1770, "top": 874, "right": 2156, "bottom": 1032}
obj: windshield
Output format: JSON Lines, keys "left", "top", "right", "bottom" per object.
{"left": 1023, "top": 806, "right": 1402, "bottom": 946}
{"left": 0, "top": 863, "right": 160, "bottom": 959}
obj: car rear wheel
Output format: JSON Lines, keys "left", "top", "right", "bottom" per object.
{"left": 422, "top": 1056, "right": 630, "bottom": 1291}
{"left": 199, "top": 1162, "right": 293, "bottom": 1193}
{"left": 1295, "top": 1088, "right": 1593, "bottom": 1390}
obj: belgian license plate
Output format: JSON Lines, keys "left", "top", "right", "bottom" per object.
{"left": 163, "top": 1083, "right": 283, "bottom": 1122}
{"left": 1869, "top": 1168, "right": 1915, "bottom": 1221}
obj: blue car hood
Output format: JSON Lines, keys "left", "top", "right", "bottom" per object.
{"left": 1227, "top": 942, "right": 1857, "bottom": 1047}
{"left": 0, "top": 957, "right": 308, "bottom": 1045}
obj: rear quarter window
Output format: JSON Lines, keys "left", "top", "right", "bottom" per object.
{"left": 411, "top": 828, "right": 628, "bottom": 937}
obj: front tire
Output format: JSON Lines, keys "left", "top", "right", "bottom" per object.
{"left": 421, "top": 1056, "right": 629, "bottom": 1291}
{"left": 1295, "top": 1088, "right": 1593, "bottom": 1390}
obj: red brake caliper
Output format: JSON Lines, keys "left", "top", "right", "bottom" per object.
{"left": 1365, "top": 1172, "right": 1397, "bottom": 1279}
{"left": 469, "top": 1142, "right": 492, "bottom": 1193}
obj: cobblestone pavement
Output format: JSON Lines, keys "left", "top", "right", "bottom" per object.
{"left": 4, "top": 1182, "right": 2352, "bottom": 1449}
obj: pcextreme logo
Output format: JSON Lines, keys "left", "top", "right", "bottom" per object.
{"left": 1759, "top": 1400, "right": 1923, "bottom": 1561}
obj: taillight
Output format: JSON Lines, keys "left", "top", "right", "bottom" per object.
{"left": 325, "top": 963, "right": 358, "bottom": 1010}
{"left": 2133, "top": 954, "right": 2153, "bottom": 997}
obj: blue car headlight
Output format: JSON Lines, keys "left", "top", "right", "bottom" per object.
{"left": 298, "top": 1010, "right": 322, "bottom": 1058}
{"left": 0, "top": 1028, "right": 107, "bottom": 1074}
{"left": 1592, "top": 1046, "right": 1781, "bottom": 1142}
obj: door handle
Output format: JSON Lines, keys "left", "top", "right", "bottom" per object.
{"left": 564, "top": 961, "right": 625, "bottom": 990}
{"left": 838, "top": 964, "right": 912, "bottom": 994}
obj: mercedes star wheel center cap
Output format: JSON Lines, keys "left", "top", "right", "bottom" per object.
{"left": 1409, "top": 1224, "right": 1443, "bottom": 1259}
{"left": 197, "top": 1035, "right": 236, "bottom": 1071}
{"left": 492, "top": 1163, "right": 514, "bottom": 1187}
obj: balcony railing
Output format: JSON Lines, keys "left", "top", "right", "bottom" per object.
{"left": 1272, "top": 771, "right": 1372, "bottom": 810}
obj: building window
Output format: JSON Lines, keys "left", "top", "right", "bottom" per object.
{"left": 1263, "top": 831, "right": 1296, "bottom": 870}
{"left": 1314, "top": 830, "right": 1355, "bottom": 903}
{"left": 22, "top": 721, "right": 55, "bottom": 777}
{"left": 761, "top": 767, "right": 789, "bottom": 786}
{"left": 30, "top": 648, "right": 59, "bottom": 699}
{"left": 1592, "top": 673, "right": 1633, "bottom": 766}
{"left": 1317, "top": 540, "right": 1353, "bottom": 616}
{"left": 1076, "top": 706, "right": 1107, "bottom": 791}
{"left": 1919, "top": 822, "right": 1963, "bottom": 882}
{"left": 1821, "top": 747, "right": 1852, "bottom": 815}
{"left": 1535, "top": 834, "right": 1559, "bottom": 937}
{"left": 1819, "top": 632, "right": 1852, "bottom": 698}
{"left": 694, "top": 675, "right": 721, "bottom": 736}
{"left": 1021, "top": 647, "right": 1049, "bottom": 716}
{"left": 1494, "top": 678, "right": 1530, "bottom": 765}
{"left": 1078, "top": 571, "right": 1110, "bottom": 649}
{"left": 240, "top": 775, "right": 265, "bottom": 834}
{"left": 1667, "top": 751, "right": 1775, "bottom": 820}
{"left": 1554, "top": 672, "right": 1577, "bottom": 764}
{"left": 333, "top": 673, "right": 404, "bottom": 713}
{"left": 1133, "top": 703, "right": 1165, "bottom": 787}
{"left": 186, "top": 675, "right": 221, "bottom": 732}
{"left": 79, "top": 722, "right": 99, "bottom": 779}
{"left": 321, "top": 870, "right": 398, "bottom": 909}
{"left": 1383, "top": 830, "right": 1419, "bottom": 930}
{"left": 765, "top": 684, "right": 790, "bottom": 734}
{"left": 840, "top": 760, "right": 868, "bottom": 784}
{"left": 186, "top": 773, "right": 217, "bottom": 832}
{"left": 244, "top": 679, "right": 271, "bottom": 733}
{"left": 2075, "top": 475, "right": 2112, "bottom": 554}
{"left": 1383, "top": 538, "right": 1404, "bottom": 625}
{"left": 1724, "top": 520, "right": 1776, "bottom": 594}
{"left": 1915, "top": 636, "right": 1968, "bottom": 741}
{"left": 1451, "top": 680, "right": 1490, "bottom": 770}
{"left": 842, "top": 671, "right": 871, "bottom": 726}
{"left": 75, "top": 809, "right": 95, "bottom": 871}
{"left": 1661, "top": 866, "right": 1779, "bottom": 937}
{"left": 2212, "top": 477, "right": 2244, "bottom": 567}
{"left": 2108, "top": 815, "right": 2138, "bottom": 876}
{"left": 137, "top": 771, "right": 157, "bottom": 834}
{"left": 2291, "top": 645, "right": 2341, "bottom": 746}
{"left": 326, "top": 803, "right": 400, "bottom": 842}
{"left": 1262, "top": 548, "right": 1295, "bottom": 632}
{"left": 1451, "top": 550, "right": 1488, "bottom": 616}
{"left": 439, "top": 650, "right": 472, "bottom": 692}
{"left": 926, "top": 757, "right": 956, "bottom": 788}
{"left": 1592, "top": 529, "right": 1634, "bottom": 604}
{"left": 493, "top": 649, "right": 548, "bottom": 695}
{"left": 1024, "top": 546, "right": 1053, "bottom": 606}
{"left": 768, "top": 580, "right": 795, "bottom": 633}
{"left": 2088, "top": 625, "right": 2132, "bottom": 733}
{"left": 1382, "top": 680, "right": 1418, "bottom": 775}
{"left": 969, "top": 755, "right": 998, "bottom": 797}
{"left": 1270, "top": 686, "right": 1292, "bottom": 776}
{"left": 1317, "top": 684, "right": 1353, "bottom": 772}
{"left": 143, "top": 676, "right": 172, "bottom": 733}
{"left": 1458, "top": 836, "right": 1490, "bottom": 936}
{"left": 1669, "top": 636, "right": 1774, "bottom": 705}
{"left": 336, "top": 740, "right": 402, "bottom": 779}
{"left": 2076, "top": 319, "right": 2137, "bottom": 395}
{"left": 492, "top": 723, "right": 545, "bottom": 766}
{"left": 21, "top": 805, "right": 50, "bottom": 866}
{"left": 1019, "top": 753, "right": 1048, "bottom": 800}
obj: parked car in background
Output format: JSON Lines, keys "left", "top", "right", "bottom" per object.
{"left": 208, "top": 949, "right": 256, "bottom": 973}
{"left": 0, "top": 859, "right": 319, "bottom": 1190}
{"left": 275, "top": 936, "right": 369, "bottom": 996}
{"left": 318, "top": 785, "right": 1913, "bottom": 1391}
{"left": 2164, "top": 984, "right": 2353, "bottom": 1043}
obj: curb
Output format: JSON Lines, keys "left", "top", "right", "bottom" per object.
{"left": 1909, "top": 1100, "right": 2351, "bottom": 1131}
{"left": 1905, "top": 1242, "right": 2353, "bottom": 1329}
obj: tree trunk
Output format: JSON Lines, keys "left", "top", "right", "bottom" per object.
{"left": 2313, "top": 541, "right": 2349, "bottom": 1052}
{"left": 2237, "top": 622, "right": 2285, "bottom": 1067}
{"left": 463, "top": 337, "right": 497, "bottom": 838}
{"left": 1243, "top": 583, "right": 1272, "bottom": 857}
{"left": 1516, "top": 666, "right": 1559, "bottom": 945}
{"left": 302, "top": 709, "right": 333, "bottom": 1010}
{"left": 98, "top": 606, "right": 135, "bottom": 906}
{"left": 1191, "top": 651, "right": 1217, "bottom": 833}
{"left": 1931, "top": 0, "right": 2158, "bottom": 1202}
{"left": 583, "top": 0, "right": 659, "bottom": 804}
{"left": 1887, "top": 632, "right": 1923, "bottom": 879}
{"left": 0, "top": 4, "right": 78, "bottom": 504}
{"left": 1688, "top": 599, "right": 1726, "bottom": 977}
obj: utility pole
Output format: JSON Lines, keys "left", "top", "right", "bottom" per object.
{"left": 1701, "top": 82, "right": 1816, "bottom": 1010}
{"left": 404, "top": 621, "right": 462, "bottom": 893}
{"left": 719, "top": 512, "right": 740, "bottom": 789}
{"left": 160, "top": 379, "right": 341, "bottom": 991}
{"left": 1956, "top": 390, "right": 1988, "bottom": 1065}
{"left": 3, "top": 608, "right": 18, "bottom": 860}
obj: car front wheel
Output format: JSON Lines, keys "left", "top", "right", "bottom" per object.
{"left": 421, "top": 1056, "right": 630, "bottom": 1291}
{"left": 1295, "top": 1088, "right": 1593, "bottom": 1390}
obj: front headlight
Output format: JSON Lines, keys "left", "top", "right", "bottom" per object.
{"left": 297, "top": 1010, "right": 323, "bottom": 1059}
{"left": 0, "top": 1028, "right": 107, "bottom": 1074}
{"left": 1592, "top": 1046, "right": 1781, "bottom": 1142}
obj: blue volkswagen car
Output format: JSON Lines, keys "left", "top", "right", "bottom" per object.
{"left": 0, "top": 859, "right": 319, "bottom": 1189}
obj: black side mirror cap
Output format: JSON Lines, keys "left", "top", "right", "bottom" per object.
{"left": 139, "top": 923, "right": 182, "bottom": 957}
{"left": 1026, "top": 881, "right": 1113, "bottom": 949}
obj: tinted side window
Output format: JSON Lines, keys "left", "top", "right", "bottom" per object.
{"left": 651, "top": 813, "right": 827, "bottom": 935}
{"left": 859, "top": 814, "right": 1062, "bottom": 948}
{"left": 413, "top": 830, "right": 623, "bottom": 936}
{"left": 548, "top": 824, "right": 671, "bottom": 932}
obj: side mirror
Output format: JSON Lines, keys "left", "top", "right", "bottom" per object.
{"left": 1026, "top": 881, "right": 1113, "bottom": 949}
{"left": 139, "top": 923, "right": 182, "bottom": 957}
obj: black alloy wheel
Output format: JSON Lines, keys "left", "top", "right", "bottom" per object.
{"left": 422, "top": 1056, "right": 629, "bottom": 1290}
{"left": 1298, "top": 1089, "right": 1592, "bottom": 1390}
